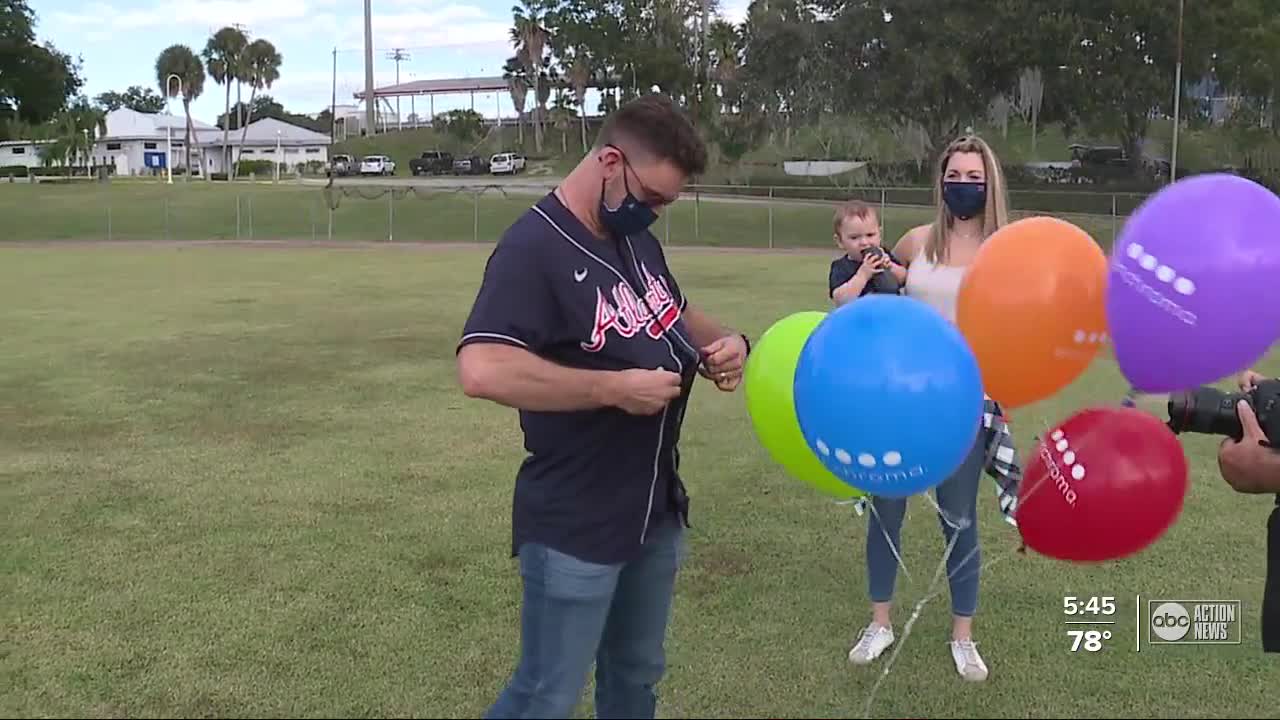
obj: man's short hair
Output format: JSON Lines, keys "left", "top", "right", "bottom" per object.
{"left": 595, "top": 94, "right": 708, "bottom": 178}
{"left": 833, "top": 199, "right": 879, "bottom": 233}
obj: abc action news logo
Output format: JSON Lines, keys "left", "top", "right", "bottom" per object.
{"left": 1148, "top": 600, "right": 1242, "bottom": 645}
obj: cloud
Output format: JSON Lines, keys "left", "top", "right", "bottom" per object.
{"left": 52, "top": 0, "right": 313, "bottom": 31}
{"left": 50, "top": 0, "right": 514, "bottom": 54}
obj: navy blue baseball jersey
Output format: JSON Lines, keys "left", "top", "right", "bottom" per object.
{"left": 457, "top": 192, "right": 703, "bottom": 565}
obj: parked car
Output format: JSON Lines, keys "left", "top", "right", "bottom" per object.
{"left": 452, "top": 155, "right": 489, "bottom": 175}
{"left": 328, "top": 154, "right": 355, "bottom": 177}
{"left": 409, "top": 150, "right": 454, "bottom": 176}
{"left": 489, "top": 152, "right": 526, "bottom": 175}
{"left": 359, "top": 155, "right": 395, "bottom": 176}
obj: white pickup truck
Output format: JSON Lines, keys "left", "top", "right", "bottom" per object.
{"left": 489, "top": 152, "right": 526, "bottom": 175}
{"left": 359, "top": 155, "right": 396, "bottom": 176}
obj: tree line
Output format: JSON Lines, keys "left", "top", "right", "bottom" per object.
{"left": 501, "top": 0, "right": 1279, "bottom": 178}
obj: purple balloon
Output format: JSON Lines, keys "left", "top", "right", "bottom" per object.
{"left": 1107, "top": 173, "right": 1280, "bottom": 393}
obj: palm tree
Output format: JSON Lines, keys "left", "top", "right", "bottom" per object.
{"left": 502, "top": 54, "right": 529, "bottom": 147}
{"left": 156, "top": 44, "right": 206, "bottom": 181}
{"left": 39, "top": 102, "right": 107, "bottom": 173}
{"left": 567, "top": 50, "right": 591, "bottom": 151}
{"left": 202, "top": 26, "right": 248, "bottom": 177}
{"left": 511, "top": 0, "right": 550, "bottom": 152}
{"left": 231, "top": 39, "right": 282, "bottom": 179}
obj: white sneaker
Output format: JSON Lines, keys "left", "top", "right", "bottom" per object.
{"left": 848, "top": 623, "right": 895, "bottom": 665}
{"left": 949, "top": 639, "right": 989, "bottom": 682}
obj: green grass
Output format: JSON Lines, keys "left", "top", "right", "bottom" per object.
{"left": 2, "top": 243, "right": 1276, "bottom": 718}
{"left": 0, "top": 182, "right": 1124, "bottom": 251}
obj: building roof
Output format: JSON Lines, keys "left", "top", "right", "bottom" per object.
{"left": 353, "top": 76, "right": 509, "bottom": 100}
{"left": 197, "top": 116, "right": 332, "bottom": 148}
{"left": 103, "top": 107, "right": 216, "bottom": 140}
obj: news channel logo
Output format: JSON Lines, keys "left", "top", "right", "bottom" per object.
{"left": 1146, "top": 600, "right": 1242, "bottom": 645}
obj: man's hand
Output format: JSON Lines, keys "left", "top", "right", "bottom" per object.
{"left": 1239, "top": 370, "right": 1265, "bottom": 392}
{"left": 698, "top": 334, "right": 748, "bottom": 392}
{"left": 599, "top": 368, "right": 683, "bottom": 415}
{"left": 1218, "top": 399, "right": 1280, "bottom": 494}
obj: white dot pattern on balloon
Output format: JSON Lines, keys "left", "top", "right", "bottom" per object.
{"left": 1124, "top": 242, "right": 1196, "bottom": 296}
{"left": 819, "top": 446, "right": 907, "bottom": 471}
{"left": 1050, "top": 429, "right": 1087, "bottom": 482}
{"left": 1073, "top": 330, "right": 1109, "bottom": 345}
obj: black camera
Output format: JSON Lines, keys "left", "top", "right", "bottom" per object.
{"left": 1167, "top": 378, "right": 1280, "bottom": 445}
{"left": 860, "top": 246, "right": 888, "bottom": 263}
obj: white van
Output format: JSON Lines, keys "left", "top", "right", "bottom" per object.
{"left": 489, "top": 152, "right": 526, "bottom": 175}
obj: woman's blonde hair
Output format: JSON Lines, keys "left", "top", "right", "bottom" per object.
{"left": 925, "top": 135, "right": 1009, "bottom": 264}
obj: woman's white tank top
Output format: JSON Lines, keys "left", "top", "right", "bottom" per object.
{"left": 905, "top": 247, "right": 968, "bottom": 324}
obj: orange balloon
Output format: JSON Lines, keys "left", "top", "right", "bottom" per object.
{"left": 956, "top": 216, "right": 1109, "bottom": 409}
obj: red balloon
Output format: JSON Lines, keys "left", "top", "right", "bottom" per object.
{"left": 1016, "top": 406, "right": 1189, "bottom": 562}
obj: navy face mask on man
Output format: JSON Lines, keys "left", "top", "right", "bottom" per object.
{"left": 599, "top": 152, "right": 658, "bottom": 238}
{"left": 942, "top": 181, "right": 987, "bottom": 220}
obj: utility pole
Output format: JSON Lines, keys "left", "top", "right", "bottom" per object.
{"left": 387, "top": 48, "right": 411, "bottom": 132}
{"left": 1170, "top": 0, "right": 1184, "bottom": 184}
{"left": 331, "top": 47, "right": 338, "bottom": 144}
{"left": 232, "top": 23, "right": 250, "bottom": 132}
{"left": 363, "top": 0, "right": 375, "bottom": 136}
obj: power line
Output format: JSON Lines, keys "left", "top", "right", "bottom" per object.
{"left": 386, "top": 48, "right": 412, "bottom": 130}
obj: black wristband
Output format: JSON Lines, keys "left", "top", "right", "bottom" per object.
{"left": 740, "top": 333, "right": 752, "bottom": 357}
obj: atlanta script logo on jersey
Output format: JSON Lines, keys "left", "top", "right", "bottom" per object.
{"left": 582, "top": 262, "right": 681, "bottom": 352}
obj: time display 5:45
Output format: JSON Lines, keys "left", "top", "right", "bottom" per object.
{"left": 1063, "top": 596, "right": 1116, "bottom": 615}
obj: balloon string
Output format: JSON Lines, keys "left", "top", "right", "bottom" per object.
{"left": 862, "top": 522, "right": 963, "bottom": 719}
{"left": 866, "top": 501, "right": 912, "bottom": 581}
{"left": 860, "top": 423, "right": 1062, "bottom": 718}
{"left": 860, "top": 523, "right": 1023, "bottom": 719}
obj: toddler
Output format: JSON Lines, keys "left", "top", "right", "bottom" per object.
{"left": 828, "top": 200, "right": 907, "bottom": 305}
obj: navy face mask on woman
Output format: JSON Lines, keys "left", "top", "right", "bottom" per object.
{"left": 942, "top": 181, "right": 987, "bottom": 220}
{"left": 599, "top": 155, "right": 658, "bottom": 238}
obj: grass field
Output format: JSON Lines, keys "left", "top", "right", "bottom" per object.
{"left": 2, "top": 239, "right": 1277, "bottom": 719}
{"left": 0, "top": 182, "right": 1124, "bottom": 251}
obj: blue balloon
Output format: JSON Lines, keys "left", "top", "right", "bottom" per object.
{"left": 793, "top": 295, "right": 985, "bottom": 498}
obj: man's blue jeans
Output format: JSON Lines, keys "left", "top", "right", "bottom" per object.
{"left": 484, "top": 520, "right": 686, "bottom": 719}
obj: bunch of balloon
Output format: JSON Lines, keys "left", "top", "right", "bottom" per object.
{"left": 788, "top": 296, "right": 987, "bottom": 499}
{"left": 1017, "top": 174, "right": 1280, "bottom": 563}
{"left": 953, "top": 214, "right": 1193, "bottom": 563}
{"left": 743, "top": 311, "right": 866, "bottom": 501}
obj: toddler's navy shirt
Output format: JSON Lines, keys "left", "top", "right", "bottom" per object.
{"left": 828, "top": 254, "right": 903, "bottom": 298}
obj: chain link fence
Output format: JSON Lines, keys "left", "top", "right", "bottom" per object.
{"left": 3, "top": 180, "right": 1143, "bottom": 250}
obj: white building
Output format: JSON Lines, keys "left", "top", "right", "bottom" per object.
{"left": 0, "top": 140, "right": 57, "bottom": 169}
{"left": 86, "top": 107, "right": 215, "bottom": 177}
{"left": 198, "top": 116, "right": 332, "bottom": 175}
{"left": 3, "top": 108, "right": 332, "bottom": 178}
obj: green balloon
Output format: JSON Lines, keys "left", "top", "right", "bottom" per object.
{"left": 743, "top": 311, "right": 865, "bottom": 500}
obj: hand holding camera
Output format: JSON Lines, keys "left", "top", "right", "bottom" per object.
{"left": 1166, "top": 378, "right": 1278, "bottom": 446}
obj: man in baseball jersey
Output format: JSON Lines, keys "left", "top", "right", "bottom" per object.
{"left": 456, "top": 94, "right": 750, "bottom": 719}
